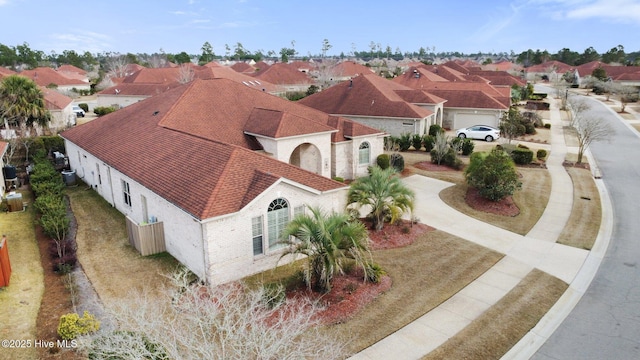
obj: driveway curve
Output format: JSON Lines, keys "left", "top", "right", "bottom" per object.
{"left": 533, "top": 94, "right": 640, "bottom": 359}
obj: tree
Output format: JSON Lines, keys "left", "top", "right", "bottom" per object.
{"left": 198, "top": 41, "right": 215, "bottom": 65}
{"left": 591, "top": 67, "right": 608, "bottom": 81}
{"left": 465, "top": 148, "right": 522, "bottom": 202}
{"left": 81, "top": 268, "right": 344, "bottom": 359}
{"left": 279, "top": 47, "right": 296, "bottom": 63}
{"left": 176, "top": 63, "right": 194, "bottom": 84}
{"left": 602, "top": 45, "right": 626, "bottom": 64}
{"left": 173, "top": 51, "right": 191, "bottom": 64}
{"left": 499, "top": 106, "right": 526, "bottom": 143}
{"left": 616, "top": 84, "right": 639, "bottom": 113}
{"left": 568, "top": 97, "right": 613, "bottom": 164}
{"left": 278, "top": 206, "right": 373, "bottom": 293}
{"left": 431, "top": 131, "right": 449, "bottom": 165}
{"left": 347, "top": 167, "right": 414, "bottom": 231}
{"left": 0, "top": 75, "right": 51, "bottom": 131}
{"left": 579, "top": 46, "right": 600, "bottom": 65}
{"left": 321, "top": 38, "right": 332, "bottom": 58}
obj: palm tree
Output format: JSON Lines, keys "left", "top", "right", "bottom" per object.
{"left": 347, "top": 166, "right": 415, "bottom": 231}
{"left": 0, "top": 75, "right": 51, "bottom": 131}
{"left": 278, "top": 206, "right": 373, "bottom": 293}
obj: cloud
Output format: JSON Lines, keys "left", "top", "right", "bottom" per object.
{"left": 0, "top": 0, "right": 9, "bottom": 6}
{"left": 49, "top": 31, "right": 113, "bottom": 53}
{"left": 565, "top": 0, "right": 640, "bottom": 23}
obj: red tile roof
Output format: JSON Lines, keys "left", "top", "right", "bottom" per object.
{"left": 330, "top": 61, "right": 375, "bottom": 78}
{"left": 61, "top": 79, "right": 382, "bottom": 219}
{"left": 19, "top": 67, "right": 87, "bottom": 86}
{"left": 526, "top": 61, "right": 574, "bottom": 74}
{"left": 231, "top": 62, "right": 256, "bottom": 73}
{"left": 299, "top": 73, "right": 433, "bottom": 119}
{"left": 252, "top": 63, "right": 312, "bottom": 85}
{"left": 41, "top": 87, "right": 73, "bottom": 110}
{"left": 97, "top": 82, "right": 183, "bottom": 96}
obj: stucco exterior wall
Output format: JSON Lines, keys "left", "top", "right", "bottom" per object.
{"left": 97, "top": 95, "right": 148, "bottom": 109}
{"left": 201, "top": 181, "right": 348, "bottom": 285}
{"left": 343, "top": 115, "right": 426, "bottom": 137}
{"left": 254, "top": 132, "right": 333, "bottom": 178}
{"left": 64, "top": 140, "right": 207, "bottom": 278}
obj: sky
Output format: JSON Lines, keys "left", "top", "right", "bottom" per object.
{"left": 1, "top": 0, "right": 639, "bottom": 57}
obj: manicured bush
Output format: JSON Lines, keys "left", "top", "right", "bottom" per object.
{"left": 544, "top": 123, "right": 551, "bottom": 129}
{"left": 58, "top": 311, "right": 100, "bottom": 340}
{"left": 537, "top": 149, "right": 547, "bottom": 160}
{"left": 93, "top": 106, "right": 118, "bottom": 116}
{"left": 411, "top": 134, "right": 423, "bottom": 150}
{"left": 376, "top": 154, "right": 390, "bottom": 169}
{"left": 511, "top": 147, "right": 534, "bottom": 165}
{"left": 431, "top": 148, "right": 463, "bottom": 169}
{"left": 78, "top": 103, "right": 89, "bottom": 112}
{"left": 428, "top": 124, "right": 444, "bottom": 137}
{"left": 465, "top": 148, "right": 522, "bottom": 201}
{"left": 461, "top": 138, "right": 475, "bottom": 155}
{"left": 389, "top": 153, "right": 405, "bottom": 172}
{"left": 422, "top": 135, "right": 435, "bottom": 152}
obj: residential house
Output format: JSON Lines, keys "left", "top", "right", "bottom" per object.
{"left": 300, "top": 73, "right": 442, "bottom": 136}
{"left": 19, "top": 67, "right": 90, "bottom": 94}
{"left": 61, "top": 78, "right": 385, "bottom": 285}
{"left": 394, "top": 66, "right": 509, "bottom": 129}
{"left": 252, "top": 63, "right": 313, "bottom": 92}
{"left": 42, "top": 88, "right": 75, "bottom": 132}
{"left": 524, "top": 61, "right": 574, "bottom": 82}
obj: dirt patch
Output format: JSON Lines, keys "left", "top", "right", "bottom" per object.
{"left": 563, "top": 160, "right": 590, "bottom": 170}
{"left": 464, "top": 187, "right": 520, "bottom": 217}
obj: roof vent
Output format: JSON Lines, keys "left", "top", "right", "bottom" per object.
{"left": 153, "top": 111, "right": 159, "bottom": 116}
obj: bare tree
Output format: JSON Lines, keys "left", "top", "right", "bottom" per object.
{"left": 431, "top": 132, "right": 449, "bottom": 165}
{"left": 80, "top": 268, "right": 344, "bottom": 360}
{"left": 615, "top": 84, "right": 639, "bottom": 113}
{"left": 105, "top": 54, "right": 129, "bottom": 79}
{"left": 176, "top": 63, "right": 195, "bottom": 84}
{"left": 568, "top": 97, "right": 613, "bottom": 164}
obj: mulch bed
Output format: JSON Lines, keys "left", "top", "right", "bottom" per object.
{"left": 563, "top": 160, "right": 590, "bottom": 169}
{"left": 465, "top": 187, "right": 520, "bottom": 217}
{"left": 286, "top": 219, "right": 434, "bottom": 325}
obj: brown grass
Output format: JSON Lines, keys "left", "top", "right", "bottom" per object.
{"left": 423, "top": 269, "right": 568, "bottom": 360}
{"left": 67, "top": 185, "right": 179, "bottom": 309}
{"left": 403, "top": 151, "right": 551, "bottom": 235}
{"left": 557, "top": 167, "right": 601, "bottom": 249}
{"left": 0, "top": 190, "right": 43, "bottom": 360}
{"left": 322, "top": 231, "right": 503, "bottom": 354}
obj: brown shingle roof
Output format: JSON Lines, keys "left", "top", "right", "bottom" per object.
{"left": 41, "top": 87, "right": 73, "bottom": 110}
{"left": 19, "top": 67, "right": 87, "bottom": 86}
{"left": 61, "top": 78, "right": 356, "bottom": 219}
{"left": 252, "top": 63, "right": 312, "bottom": 85}
{"left": 299, "top": 73, "right": 433, "bottom": 119}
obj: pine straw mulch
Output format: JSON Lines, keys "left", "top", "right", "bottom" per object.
{"left": 285, "top": 220, "right": 433, "bottom": 325}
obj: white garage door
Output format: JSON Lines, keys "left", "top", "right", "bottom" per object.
{"left": 455, "top": 113, "right": 497, "bottom": 130}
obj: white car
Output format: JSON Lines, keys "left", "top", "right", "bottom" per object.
{"left": 72, "top": 105, "right": 85, "bottom": 117}
{"left": 456, "top": 125, "right": 500, "bottom": 142}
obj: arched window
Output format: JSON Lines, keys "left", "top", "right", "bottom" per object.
{"left": 358, "top": 142, "right": 370, "bottom": 165}
{"left": 267, "top": 198, "right": 289, "bottom": 249}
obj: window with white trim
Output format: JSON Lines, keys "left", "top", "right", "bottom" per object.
{"left": 252, "top": 216, "right": 264, "bottom": 256}
{"left": 294, "top": 205, "right": 306, "bottom": 217}
{"left": 122, "top": 180, "right": 132, "bottom": 207}
{"left": 267, "top": 198, "right": 289, "bottom": 250}
{"left": 358, "top": 141, "right": 370, "bottom": 165}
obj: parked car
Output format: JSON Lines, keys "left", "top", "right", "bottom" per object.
{"left": 456, "top": 125, "right": 500, "bottom": 142}
{"left": 72, "top": 105, "right": 85, "bottom": 117}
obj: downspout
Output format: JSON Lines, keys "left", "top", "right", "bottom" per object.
{"left": 200, "top": 220, "right": 208, "bottom": 284}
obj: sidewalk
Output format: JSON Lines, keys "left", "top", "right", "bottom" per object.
{"left": 350, "top": 96, "right": 612, "bottom": 360}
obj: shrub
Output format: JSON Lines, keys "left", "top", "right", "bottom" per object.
{"left": 365, "top": 263, "right": 386, "bottom": 283}
{"left": 89, "top": 331, "right": 169, "bottom": 360}
{"left": 544, "top": 123, "right": 551, "bottom": 129}
{"left": 397, "top": 133, "right": 412, "bottom": 151}
{"left": 465, "top": 148, "right": 522, "bottom": 201}
{"left": 376, "top": 154, "right": 390, "bottom": 169}
{"left": 442, "top": 148, "right": 464, "bottom": 170}
{"left": 389, "top": 153, "right": 404, "bottom": 172}
{"left": 78, "top": 103, "right": 89, "bottom": 112}
{"left": 536, "top": 149, "right": 547, "bottom": 160}
{"left": 461, "top": 138, "right": 475, "bottom": 155}
{"left": 93, "top": 106, "right": 118, "bottom": 116}
{"left": 332, "top": 176, "right": 344, "bottom": 183}
{"left": 384, "top": 136, "right": 398, "bottom": 151}
{"left": 524, "top": 122, "right": 536, "bottom": 135}
{"left": 428, "top": 124, "right": 444, "bottom": 137}
{"left": 411, "top": 134, "right": 423, "bottom": 150}
{"left": 511, "top": 147, "right": 534, "bottom": 165}
{"left": 58, "top": 311, "right": 100, "bottom": 340}
{"left": 422, "top": 135, "right": 435, "bottom": 152}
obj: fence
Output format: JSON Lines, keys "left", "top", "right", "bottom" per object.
{"left": 0, "top": 236, "right": 11, "bottom": 287}
{"left": 125, "top": 217, "right": 166, "bottom": 256}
